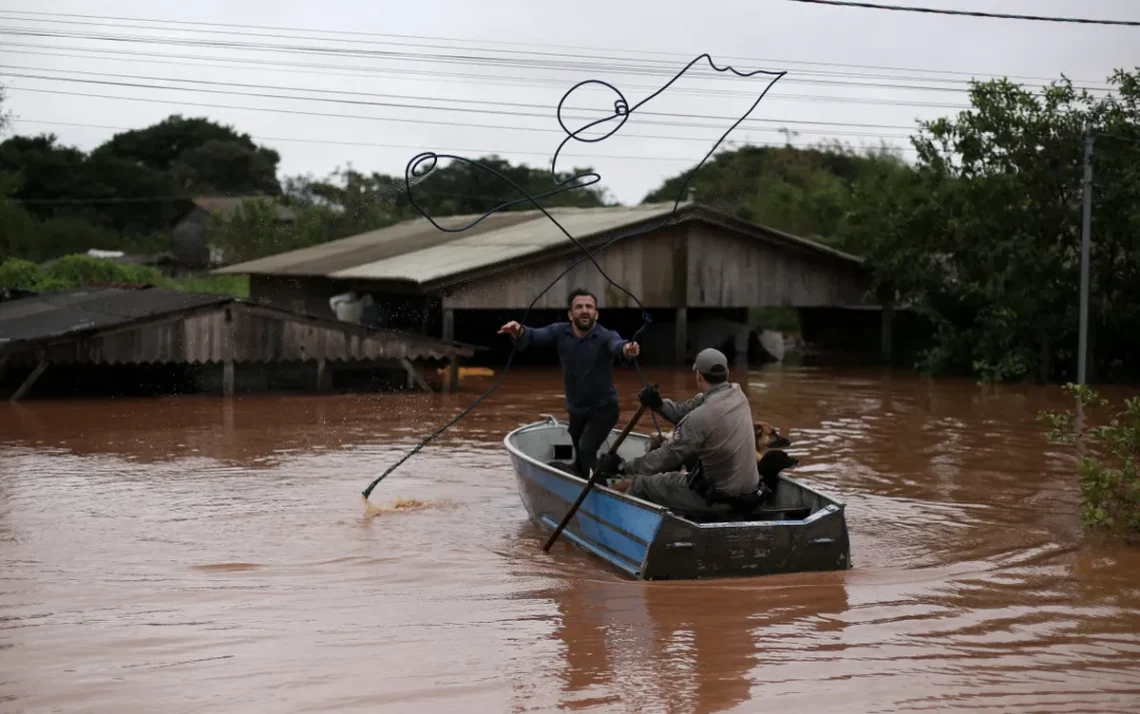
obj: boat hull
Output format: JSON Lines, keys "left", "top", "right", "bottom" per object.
{"left": 506, "top": 417, "right": 851, "bottom": 580}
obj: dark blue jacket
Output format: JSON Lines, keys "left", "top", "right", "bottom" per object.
{"left": 515, "top": 322, "right": 629, "bottom": 415}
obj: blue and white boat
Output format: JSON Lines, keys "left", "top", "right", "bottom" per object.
{"left": 504, "top": 414, "right": 852, "bottom": 580}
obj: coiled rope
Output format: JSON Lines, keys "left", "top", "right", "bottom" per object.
{"left": 361, "top": 54, "right": 786, "bottom": 499}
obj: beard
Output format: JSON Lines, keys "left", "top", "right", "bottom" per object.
{"left": 574, "top": 314, "right": 596, "bottom": 330}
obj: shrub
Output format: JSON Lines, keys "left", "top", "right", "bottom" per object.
{"left": 1038, "top": 384, "right": 1140, "bottom": 541}
{"left": 0, "top": 255, "right": 248, "bottom": 297}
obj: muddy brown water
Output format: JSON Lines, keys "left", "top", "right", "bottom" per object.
{"left": 2, "top": 366, "right": 1140, "bottom": 713}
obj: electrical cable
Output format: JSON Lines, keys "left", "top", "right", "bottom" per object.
{"left": 0, "top": 66, "right": 926, "bottom": 136}
{"left": 783, "top": 0, "right": 1140, "bottom": 26}
{"left": 0, "top": 8, "right": 1118, "bottom": 87}
{"left": 359, "top": 54, "right": 786, "bottom": 499}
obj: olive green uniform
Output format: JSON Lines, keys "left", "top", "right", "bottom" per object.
{"left": 624, "top": 381, "right": 759, "bottom": 516}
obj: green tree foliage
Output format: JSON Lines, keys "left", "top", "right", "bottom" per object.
{"left": 852, "top": 70, "right": 1140, "bottom": 383}
{"left": 640, "top": 70, "right": 1139, "bottom": 384}
{"left": 0, "top": 82, "right": 10, "bottom": 135}
{"left": 1039, "top": 384, "right": 1140, "bottom": 541}
{"left": 90, "top": 115, "right": 281, "bottom": 196}
{"left": 642, "top": 141, "right": 908, "bottom": 246}
{"left": 0, "top": 115, "right": 284, "bottom": 262}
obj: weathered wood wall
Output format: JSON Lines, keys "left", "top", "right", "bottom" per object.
{"left": 440, "top": 225, "right": 686, "bottom": 310}
{"left": 440, "top": 221, "right": 869, "bottom": 310}
{"left": 685, "top": 223, "right": 868, "bottom": 307}
{"left": 24, "top": 303, "right": 473, "bottom": 366}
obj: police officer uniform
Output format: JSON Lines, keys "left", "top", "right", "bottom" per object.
{"left": 605, "top": 348, "right": 761, "bottom": 517}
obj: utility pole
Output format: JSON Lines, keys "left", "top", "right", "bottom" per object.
{"left": 1077, "top": 125, "right": 1095, "bottom": 385}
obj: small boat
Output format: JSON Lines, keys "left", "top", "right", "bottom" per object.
{"left": 504, "top": 414, "right": 851, "bottom": 580}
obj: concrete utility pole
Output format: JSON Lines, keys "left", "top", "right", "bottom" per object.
{"left": 1078, "top": 125, "right": 1095, "bottom": 385}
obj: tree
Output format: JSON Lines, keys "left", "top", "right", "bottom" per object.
{"left": 0, "top": 134, "right": 101, "bottom": 218}
{"left": 1039, "top": 384, "right": 1140, "bottom": 541}
{"left": 92, "top": 115, "right": 281, "bottom": 196}
{"left": 641, "top": 141, "right": 911, "bottom": 247}
{"left": 0, "top": 81, "right": 11, "bottom": 136}
{"left": 868, "top": 69, "right": 1140, "bottom": 383}
{"left": 0, "top": 114, "right": 289, "bottom": 263}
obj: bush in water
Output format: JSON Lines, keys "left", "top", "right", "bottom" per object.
{"left": 1039, "top": 384, "right": 1140, "bottom": 541}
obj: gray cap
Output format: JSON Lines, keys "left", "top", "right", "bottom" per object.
{"left": 692, "top": 348, "right": 728, "bottom": 375}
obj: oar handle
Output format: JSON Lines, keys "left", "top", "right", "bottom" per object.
{"left": 542, "top": 404, "right": 647, "bottom": 552}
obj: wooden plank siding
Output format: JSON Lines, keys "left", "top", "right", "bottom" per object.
{"left": 440, "top": 225, "right": 686, "bottom": 310}
{"left": 21, "top": 302, "right": 474, "bottom": 366}
{"left": 685, "top": 223, "right": 867, "bottom": 307}
{"left": 440, "top": 221, "right": 869, "bottom": 310}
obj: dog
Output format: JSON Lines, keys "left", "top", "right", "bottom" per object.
{"left": 757, "top": 449, "right": 799, "bottom": 494}
{"left": 645, "top": 420, "right": 791, "bottom": 460}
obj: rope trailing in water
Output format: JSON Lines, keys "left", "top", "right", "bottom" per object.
{"left": 361, "top": 54, "right": 786, "bottom": 500}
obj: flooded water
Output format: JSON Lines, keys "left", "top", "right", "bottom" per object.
{"left": 2, "top": 366, "right": 1140, "bottom": 713}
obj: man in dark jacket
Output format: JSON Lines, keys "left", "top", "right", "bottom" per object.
{"left": 498, "top": 288, "right": 641, "bottom": 477}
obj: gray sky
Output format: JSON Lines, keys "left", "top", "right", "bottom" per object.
{"left": 2, "top": 0, "right": 1138, "bottom": 205}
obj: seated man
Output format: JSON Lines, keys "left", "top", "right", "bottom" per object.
{"left": 598, "top": 348, "right": 762, "bottom": 517}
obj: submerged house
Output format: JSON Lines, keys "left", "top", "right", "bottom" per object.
{"left": 0, "top": 284, "right": 475, "bottom": 402}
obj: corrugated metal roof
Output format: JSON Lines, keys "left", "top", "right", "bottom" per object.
{"left": 215, "top": 202, "right": 683, "bottom": 280}
{"left": 335, "top": 202, "right": 683, "bottom": 283}
{"left": 214, "top": 201, "right": 863, "bottom": 285}
{"left": 0, "top": 287, "right": 232, "bottom": 350}
{"left": 216, "top": 209, "right": 537, "bottom": 277}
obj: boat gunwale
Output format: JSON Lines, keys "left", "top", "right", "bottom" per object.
{"left": 502, "top": 417, "right": 670, "bottom": 517}
{"left": 503, "top": 416, "right": 848, "bottom": 529}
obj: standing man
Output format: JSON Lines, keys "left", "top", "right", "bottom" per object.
{"left": 598, "top": 348, "right": 761, "bottom": 517}
{"left": 498, "top": 288, "right": 641, "bottom": 477}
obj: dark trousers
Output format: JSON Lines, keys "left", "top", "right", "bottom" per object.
{"left": 568, "top": 401, "right": 621, "bottom": 477}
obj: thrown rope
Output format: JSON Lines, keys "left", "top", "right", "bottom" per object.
{"left": 361, "top": 54, "right": 786, "bottom": 499}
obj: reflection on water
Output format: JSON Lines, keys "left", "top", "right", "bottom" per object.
{"left": 549, "top": 574, "right": 848, "bottom": 714}
{"left": 2, "top": 366, "right": 1139, "bottom": 713}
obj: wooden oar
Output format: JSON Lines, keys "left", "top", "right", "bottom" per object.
{"left": 542, "top": 404, "right": 647, "bottom": 552}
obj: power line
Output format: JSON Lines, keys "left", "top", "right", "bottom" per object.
{"left": 2, "top": 42, "right": 985, "bottom": 105}
{"left": 0, "top": 8, "right": 1114, "bottom": 87}
{"left": 5, "top": 116, "right": 915, "bottom": 169}
{"left": 0, "top": 25, "right": 1112, "bottom": 102}
{"left": 13, "top": 117, "right": 892, "bottom": 166}
{"left": 0, "top": 45, "right": 1000, "bottom": 97}
{"left": 0, "top": 25, "right": 992, "bottom": 101}
{"left": 4, "top": 64, "right": 974, "bottom": 113}
{"left": 0, "top": 64, "right": 925, "bottom": 135}
{"left": 1098, "top": 132, "right": 1140, "bottom": 145}
{"left": 8, "top": 43, "right": 1110, "bottom": 101}
{"left": 3, "top": 80, "right": 917, "bottom": 152}
{"left": 783, "top": 0, "right": 1140, "bottom": 26}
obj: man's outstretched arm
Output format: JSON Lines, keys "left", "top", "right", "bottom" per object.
{"left": 498, "top": 320, "right": 560, "bottom": 350}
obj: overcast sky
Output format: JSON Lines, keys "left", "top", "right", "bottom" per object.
{"left": 2, "top": 0, "right": 1138, "bottom": 205}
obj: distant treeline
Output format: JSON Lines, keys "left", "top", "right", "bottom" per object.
{"left": 1, "top": 68, "right": 1138, "bottom": 383}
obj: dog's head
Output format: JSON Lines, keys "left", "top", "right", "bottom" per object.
{"left": 757, "top": 449, "right": 799, "bottom": 479}
{"left": 754, "top": 421, "right": 791, "bottom": 451}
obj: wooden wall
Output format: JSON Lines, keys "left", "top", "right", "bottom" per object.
{"left": 440, "top": 221, "right": 870, "bottom": 310}
{"left": 440, "top": 225, "right": 686, "bottom": 310}
{"left": 685, "top": 223, "right": 868, "bottom": 308}
{"left": 26, "top": 303, "right": 472, "bottom": 366}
